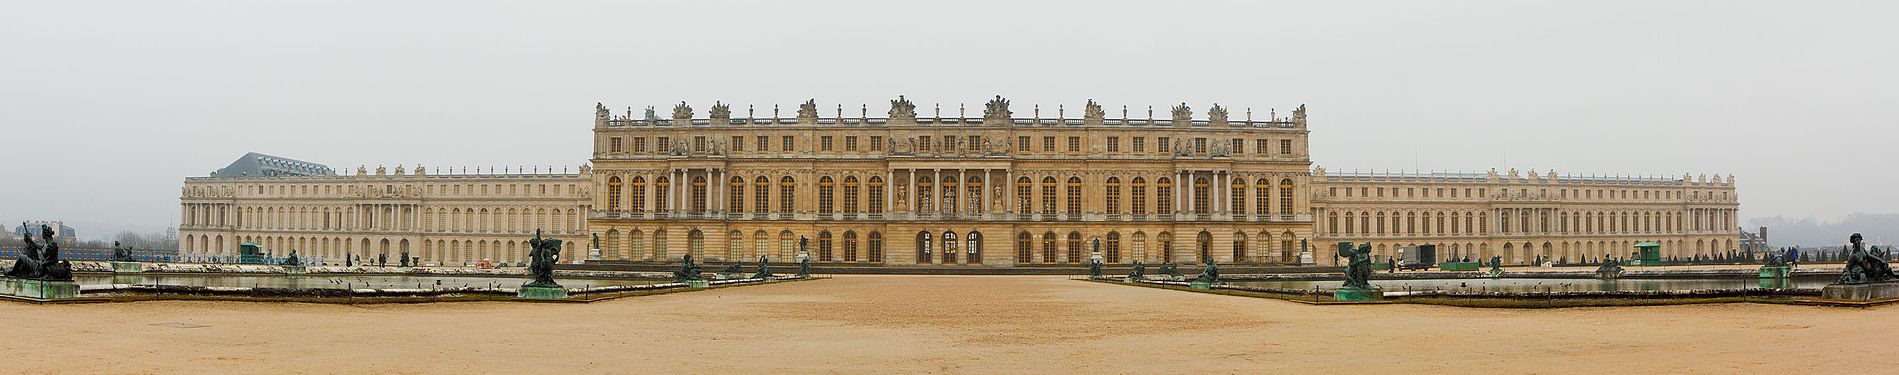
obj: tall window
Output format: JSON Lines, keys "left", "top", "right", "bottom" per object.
{"left": 1281, "top": 139, "right": 1293, "bottom": 155}
{"left": 1065, "top": 177, "right": 1083, "bottom": 216}
{"left": 729, "top": 176, "right": 745, "bottom": 213}
{"left": 781, "top": 136, "right": 795, "bottom": 152}
{"left": 1041, "top": 232, "right": 1057, "bottom": 263}
{"left": 654, "top": 176, "right": 670, "bottom": 212}
{"left": 1040, "top": 177, "right": 1057, "bottom": 214}
{"left": 1230, "top": 178, "right": 1246, "bottom": 215}
{"left": 1192, "top": 178, "right": 1210, "bottom": 214}
{"left": 842, "top": 231, "right": 857, "bottom": 262}
{"left": 820, "top": 136, "right": 833, "bottom": 151}
{"left": 630, "top": 177, "right": 647, "bottom": 212}
{"left": 916, "top": 232, "right": 932, "bottom": 264}
{"left": 817, "top": 176, "right": 835, "bottom": 214}
{"left": 1279, "top": 179, "right": 1295, "bottom": 217}
{"left": 609, "top": 137, "right": 623, "bottom": 153}
{"left": 1131, "top": 177, "right": 1147, "bottom": 215}
{"left": 817, "top": 231, "right": 833, "bottom": 261}
{"left": 1255, "top": 179, "right": 1271, "bottom": 217}
{"left": 1067, "top": 136, "right": 1081, "bottom": 152}
{"left": 965, "top": 176, "right": 983, "bottom": 214}
{"left": 1015, "top": 177, "right": 1032, "bottom": 214}
{"left": 941, "top": 176, "right": 958, "bottom": 214}
{"left": 1017, "top": 136, "right": 1031, "bottom": 152}
{"left": 1106, "top": 232, "right": 1122, "bottom": 263}
{"left": 867, "top": 177, "right": 884, "bottom": 214}
{"left": 607, "top": 177, "right": 623, "bottom": 211}
{"left": 1066, "top": 232, "right": 1083, "bottom": 263}
{"left": 778, "top": 177, "right": 796, "bottom": 214}
{"left": 753, "top": 177, "right": 770, "bottom": 213}
{"left": 843, "top": 177, "right": 860, "bottom": 214}
{"left": 690, "top": 176, "right": 707, "bottom": 214}
{"left": 1105, "top": 177, "right": 1122, "bottom": 215}
{"left": 1042, "top": 136, "right": 1055, "bottom": 152}
{"left": 1156, "top": 177, "right": 1173, "bottom": 214}
{"left": 916, "top": 176, "right": 934, "bottom": 213}
{"left": 867, "top": 232, "right": 883, "bottom": 263}
{"left": 1016, "top": 232, "right": 1032, "bottom": 264}
{"left": 1107, "top": 137, "right": 1120, "bottom": 153}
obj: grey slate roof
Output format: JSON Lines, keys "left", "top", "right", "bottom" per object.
{"left": 209, "top": 152, "right": 335, "bottom": 178}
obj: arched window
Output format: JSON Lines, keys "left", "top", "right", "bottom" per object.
{"left": 867, "top": 232, "right": 884, "bottom": 263}
{"left": 1230, "top": 178, "right": 1247, "bottom": 216}
{"left": 1106, "top": 232, "right": 1122, "bottom": 263}
{"left": 1130, "top": 177, "right": 1148, "bottom": 216}
{"left": 966, "top": 231, "right": 983, "bottom": 264}
{"left": 653, "top": 230, "right": 670, "bottom": 260}
{"left": 778, "top": 176, "right": 796, "bottom": 214}
{"left": 1015, "top": 232, "right": 1033, "bottom": 264}
{"left": 818, "top": 176, "right": 835, "bottom": 214}
{"left": 916, "top": 176, "right": 934, "bottom": 214}
{"left": 753, "top": 177, "right": 771, "bottom": 213}
{"left": 607, "top": 177, "right": 624, "bottom": 211}
{"left": 842, "top": 231, "right": 858, "bottom": 262}
{"left": 753, "top": 230, "right": 768, "bottom": 260}
{"left": 688, "top": 229, "right": 705, "bottom": 259}
{"left": 1040, "top": 177, "right": 1057, "bottom": 215}
{"left": 1155, "top": 177, "right": 1174, "bottom": 214}
{"left": 630, "top": 177, "right": 647, "bottom": 212}
{"left": 728, "top": 176, "right": 746, "bottom": 213}
{"left": 1196, "top": 231, "right": 1212, "bottom": 263}
{"left": 867, "top": 177, "right": 885, "bottom": 214}
{"left": 1041, "top": 232, "right": 1057, "bottom": 263}
{"left": 1158, "top": 232, "right": 1175, "bottom": 262}
{"left": 916, "top": 231, "right": 933, "bottom": 264}
{"left": 1232, "top": 232, "right": 1248, "bottom": 263}
{"left": 1066, "top": 232, "right": 1083, "bottom": 263}
{"left": 1065, "top": 177, "right": 1083, "bottom": 216}
{"left": 843, "top": 176, "right": 860, "bottom": 214}
{"left": 1015, "top": 177, "right": 1033, "bottom": 214}
{"left": 965, "top": 176, "right": 984, "bottom": 214}
{"left": 942, "top": 231, "right": 958, "bottom": 263}
{"left": 817, "top": 231, "right": 833, "bottom": 262}
{"left": 1193, "top": 177, "right": 1210, "bottom": 215}
{"left": 941, "top": 176, "right": 958, "bottom": 215}
{"left": 727, "top": 230, "right": 742, "bottom": 260}
{"left": 691, "top": 176, "right": 708, "bottom": 214}
{"left": 1105, "top": 177, "right": 1122, "bottom": 216}
{"left": 1279, "top": 179, "right": 1295, "bottom": 218}
{"left": 654, "top": 177, "right": 671, "bottom": 212}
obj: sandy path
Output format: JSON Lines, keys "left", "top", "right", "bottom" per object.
{"left": 0, "top": 275, "right": 1891, "bottom": 374}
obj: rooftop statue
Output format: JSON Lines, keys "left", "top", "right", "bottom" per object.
{"left": 525, "top": 230, "right": 563, "bottom": 288}
{"left": 983, "top": 95, "right": 1012, "bottom": 119}
{"left": 1836, "top": 233, "right": 1897, "bottom": 284}
{"left": 1170, "top": 103, "right": 1192, "bottom": 124}
{"left": 671, "top": 101, "right": 693, "bottom": 120}
{"left": 595, "top": 102, "right": 610, "bottom": 122}
{"left": 709, "top": 101, "right": 731, "bottom": 121}
{"left": 888, "top": 95, "right": 917, "bottom": 122}
{"left": 643, "top": 106, "right": 657, "bottom": 121}
{"left": 674, "top": 253, "right": 704, "bottom": 282}
{"left": 1084, "top": 99, "right": 1105, "bottom": 122}
{"left": 1208, "top": 104, "right": 1228, "bottom": 125}
{"left": 1291, "top": 104, "right": 1308, "bottom": 127}
{"left": 797, "top": 99, "right": 819, "bottom": 120}
{"left": 1337, "top": 242, "right": 1373, "bottom": 289}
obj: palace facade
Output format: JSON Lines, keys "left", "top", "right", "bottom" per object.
{"left": 1309, "top": 168, "right": 1740, "bottom": 266}
{"left": 177, "top": 96, "right": 1741, "bottom": 267}
{"left": 586, "top": 97, "right": 1315, "bottom": 266}
{"left": 178, "top": 163, "right": 592, "bottom": 265}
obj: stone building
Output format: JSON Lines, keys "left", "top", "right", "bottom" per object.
{"left": 179, "top": 159, "right": 591, "bottom": 265}
{"left": 587, "top": 97, "right": 1315, "bottom": 266}
{"left": 1309, "top": 168, "right": 1741, "bottom": 266}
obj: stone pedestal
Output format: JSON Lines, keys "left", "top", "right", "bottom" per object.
{"left": 1487, "top": 268, "right": 1504, "bottom": 278}
{"left": 516, "top": 285, "right": 569, "bottom": 299}
{"left": 685, "top": 280, "right": 710, "bottom": 288}
{"left": 1334, "top": 287, "right": 1384, "bottom": 301}
{"left": 0, "top": 277, "right": 80, "bottom": 299}
{"left": 283, "top": 265, "right": 308, "bottom": 275}
{"left": 1297, "top": 249, "right": 1315, "bottom": 265}
{"left": 1821, "top": 282, "right": 1899, "bottom": 301}
{"left": 1758, "top": 265, "right": 1792, "bottom": 279}
{"left": 110, "top": 261, "right": 143, "bottom": 273}
{"left": 1189, "top": 281, "right": 1212, "bottom": 290}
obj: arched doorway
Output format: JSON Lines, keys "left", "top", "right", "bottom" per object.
{"left": 916, "top": 231, "right": 932, "bottom": 264}
{"left": 966, "top": 231, "right": 983, "bottom": 264}
{"left": 1196, "top": 231, "right": 1212, "bottom": 264}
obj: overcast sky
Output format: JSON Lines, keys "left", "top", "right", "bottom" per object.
{"left": 2, "top": 1, "right": 1893, "bottom": 240}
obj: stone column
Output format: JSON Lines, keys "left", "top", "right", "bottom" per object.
{"left": 958, "top": 169, "right": 967, "bottom": 215}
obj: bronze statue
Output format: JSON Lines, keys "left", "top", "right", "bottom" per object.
{"left": 1337, "top": 242, "right": 1373, "bottom": 289}
{"left": 282, "top": 250, "right": 302, "bottom": 267}
{"left": 112, "top": 241, "right": 137, "bottom": 262}
{"left": 5, "top": 224, "right": 71, "bottom": 281}
{"left": 752, "top": 255, "right": 773, "bottom": 279}
{"left": 1837, "top": 233, "right": 1896, "bottom": 284}
{"left": 1127, "top": 260, "right": 1146, "bottom": 280}
{"left": 525, "top": 230, "right": 562, "bottom": 287}
{"left": 1088, "top": 257, "right": 1103, "bottom": 279}
{"left": 674, "top": 254, "right": 704, "bottom": 282}
{"left": 1194, "top": 260, "right": 1221, "bottom": 283}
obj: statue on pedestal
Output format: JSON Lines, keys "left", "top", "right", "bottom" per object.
{"left": 112, "top": 241, "right": 137, "bottom": 262}
{"left": 400, "top": 249, "right": 411, "bottom": 267}
{"left": 1837, "top": 233, "right": 1897, "bottom": 284}
{"left": 1594, "top": 256, "right": 1623, "bottom": 279}
{"left": 5, "top": 224, "right": 72, "bottom": 281}
{"left": 282, "top": 250, "right": 302, "bottom": 267}
{"left": 1195, "top": 261, "right": 1221, "bottom": 284}
{"left": 1337, "top": 242, "right": 1373, "bottom": 289}
{"left": 525, "top": 230, "right": 563, "bottom": 287}
{"left": 674, "top": 253, "right": 704, "bottom": 282}
{"left": 1088, "top": 257, "right": 1103, "bottom": 279}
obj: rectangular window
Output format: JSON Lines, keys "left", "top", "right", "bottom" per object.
{"left": 820, "top": 136, "right": 834, "bottom": 151}
{"left": 1107, "top": 136, "right": 1120, "bottom": 152}
{"left": 657, "top": 137, "right": 670, "bottom": 153}
{"left": 1133, "top": 137, "right": 1146, "bottom": 153}
{"left": 1256, "top": 139, "right": 1269, "bottom": 154}
{"left": 1193, "top": 138, "right": 1207, "bottom": 154}
{"left": 756, "top": 136, "right": 769, "bottom": 152}
{"left": 782, "top": 136, "right": 795, "bottom": 152}
{"left": 967, "top": 135, "right": 981, "bottom": 151}
{"left": 1231, "top": 138, "right": 1244, "bottom": 154}
{"left": 870, "top": 136, "right": 883, "bottom": 151}
{"left": 693, "top": 136, "right": 706, "bottom": 152}
{"left": 609, "top": 137, "right": 623, "bottom": 153}
{"left": 1067, "top": 136, "right": 1081, "bottom": 152}
{"left": 919, "top": 136, "right": 932, "bottom": 151}
{"left": 1042, "top": 136, "right": 1056, "bottom": 152}
{"left": 1158, "top": 137, "right": 1170, "bottom": 153}
{"left": 1017, "top": 136, "right": 1031, "bottom": 152}
{"left": 633, "top": 137, "right": 646, "bottom": 153}
{"left": 1280, "top": 139, "right": 1293, "bottom": 155}
{"left": 731, "top": 136, "right": 744, "bottom": 152}
{"left": 845, "top": 136, "right": 858, "bottom": 151}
